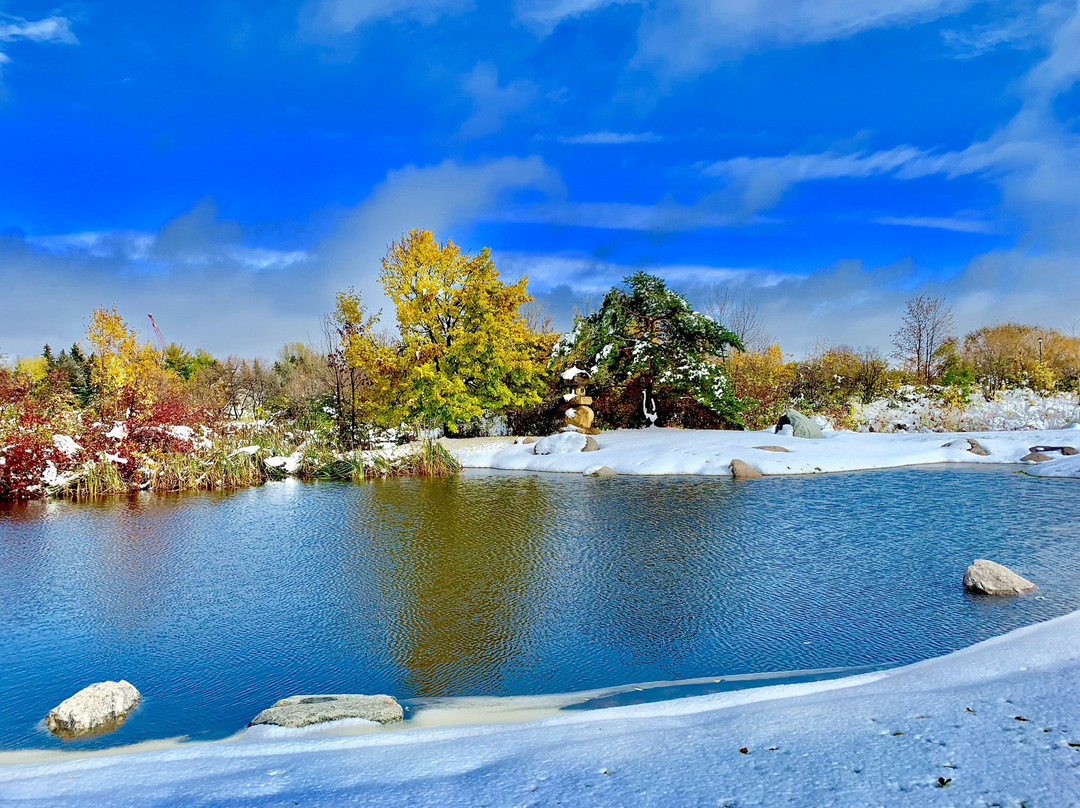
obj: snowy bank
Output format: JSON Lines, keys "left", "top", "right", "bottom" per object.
{"left": 447, "top": 424, "right": 1080, "bottom": 478}
{"left": 2, "top": 611, "right": 1079, "bottom": 806}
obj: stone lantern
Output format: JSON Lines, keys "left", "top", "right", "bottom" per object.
{"left": 560, "top": 366, "right": 600, "bottom": 435}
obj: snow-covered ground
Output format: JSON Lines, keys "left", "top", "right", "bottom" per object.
{"left": 447, "top": 423, "right": 1080, "bottom": 478}
{"left": 2, "top": 610, "right": 1078, "bottom": 806}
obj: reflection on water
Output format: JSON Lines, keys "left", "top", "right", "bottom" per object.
{"left": 1, "top": 466, "right": 1079, "bottom": 751}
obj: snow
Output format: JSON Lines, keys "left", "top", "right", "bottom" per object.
{"left": 2, "top": 611, "right": 1078, "bottom": 806}
{"left": 449, "top": 426, "right": 1080, "bottom": 478}
{"left": 560, "top": 366, "right": 588, "bottom": 380}
{"left": 51, "top": 435, "right": 80, "bottom": 457}
{"left": 105, "top": 423, "right": 128, "bottom": 440}
{"left": 264, "top": 452, "right": 302, "bottom": 474}
{"left": 853, "top": 388, "right": 1080, "bottom": 433}
{"left": 531, "top": 432, "right": 590, "bottom": 455}
{"left": 228, "top": 446, "right": 262, "bottom": 457}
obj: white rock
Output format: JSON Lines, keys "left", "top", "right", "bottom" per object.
{"left": 45, "top": 681, "right": 141, "bottom": 736}
{"left": 963, "top": 559, "right": 1037, "bottom": 596}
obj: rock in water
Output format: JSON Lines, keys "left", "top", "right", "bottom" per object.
{"left": 584, "top": 465, "right": 616, "bottom": 477}
{"left": 963, "top": 559, "right": 1037, "bottom": 596}
{"left": 774, "top": 409, "right": 824, "bottom": 440}
{"left": 45, "top": 680, "right": 141, "bottom": 737}
{"left": 730, "top": 459, "right": 763, "bottom": 479}
{"left": 250, "top": 694, "right": 403, "bottom": 728}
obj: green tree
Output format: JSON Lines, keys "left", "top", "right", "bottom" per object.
{"left": 558, "top": 272, "right": 745, "bottom": 426}
{"left": 379, "top": 229, "right": 552, "bottom": 433}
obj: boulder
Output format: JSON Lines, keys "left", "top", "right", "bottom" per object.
{"left": 584, "top": 465, "right": 616, "bottom": 477}
{"left": 1029, "top": 445, "right": 1078, "bottom": 456}
{"left": 774, "top": 409, "right": 824, "bottom": 440}
{"left": 752, "top": 445, "right": 791, "bottom": 453}
{"left": 963, "top": 559, "right": 1037, "bottom": 596}
{"left": 1021, "top": 451, "right": 1053, "bottom": 463}
{"left": 534, "top": 433, "right": 599, "bottom": 455}
{"left": 521, "top": 437, "right": 537, "bottom": 445}
{"left": 565, "top": 405, "right": 596, "bottom": 431}
{"left": 250, "top": 694, "right": 403, "bottom": 728}
{"left": 45, "top": 680, "right": 141, "bottom": 737}
{"left": 941, "top": 438, "right": 991, "bottom": 456}
{"left": 730, "top": 459, "right": 763, "bottom": 479}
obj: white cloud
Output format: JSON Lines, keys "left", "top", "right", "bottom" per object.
{"left": 489, "top": 200, "right": 776, "bottom": 231}
{"left": 515, "top": 0, "right": 637, "bottom": 35}
{"left": 513, "top": 0, "right": 974, "bottom": 72}
{"left": 459, "top": 62, "right": 538, "bottom": 139}
{"left": 1, "top": 157, "right": 561, "bottom": 359}
{"left": 873, "top": 215, "right": 1000, "bottom": 234}
{"left": 556, "top": 131, "right": 662, "bottom": 144}
{"left": 498, "top": 251, "right": 786, "bottom": 294}
{"left": 299, "top": 0, "right": 472, "bottom": 36}
{"left": 0, "top": 15, "right": 77, "bottom": 44}
{"left": 0, "top": 14, "right": 77, "bottom": 77}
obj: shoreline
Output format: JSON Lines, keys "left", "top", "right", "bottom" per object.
{"left": 1, "top": 610, "right": 1077, "bottom": 805}
{"left": 445, "top": 424, "right": 1080, "bottom": 479}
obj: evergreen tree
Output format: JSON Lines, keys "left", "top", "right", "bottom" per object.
{"left": 557, "top": 272, "right": 745, "bottom": 426}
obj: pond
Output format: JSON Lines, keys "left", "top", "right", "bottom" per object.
{"left": 1, "top": 466, "right": 1079, "bottom": 750}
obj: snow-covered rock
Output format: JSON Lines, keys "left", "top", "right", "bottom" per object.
{"left": 533, "top": 433, "right": 599, "bottom": 455}
{"left": 249, "top": 695, "right": 403, "bottom": 729}
{"left": 776, "top": 409, "right": 824, "bottom": 439}
{"left": 583, "top": 465, "right": 616, "bottom": 477}
{"left": 44, "top": 681, "right": 141, "bottom": 737}
{"left": 963, "top": 559, "right": 1037, "bottom": 596}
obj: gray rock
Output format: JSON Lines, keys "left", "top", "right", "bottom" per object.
{"left": 1021, "top": 451, "right": 1053, "bottom": 463}
{"left": 1029, "top": 445, "right": 1078, "bottom": 456}
{"left": 967, "top": 439, "right": 990, "bottom": 456}
{"left": 730, "top": 459, "right": 763, "bottom": 479}
{"left": 250, "top": 694, "right": 403, "bottom": 728}
{"left": 520, "top": 437, "right": 537, "bottom": 445}
{"left": 752, "top": 445, "right": 791, "bottom": 453}
{"left": 963, "top": 559, "right": 1037, "bottom": 596}
{"left": 584, "top": 466, "right": 616, "bottom": 477}
{"left": 774, "top": 409, "right": 824, "bottom": 440}
{"left": 583, "top": 436, "right": 599, "bottom": 452}
{"left": 45, "top": 680, "right": 141, "bottom": 737}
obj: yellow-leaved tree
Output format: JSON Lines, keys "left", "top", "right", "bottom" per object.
{"left": 329, "top": 288, "right": 401, "bottom": 445}
{"left": 85, "top": 306, "right": 168, "bottom": 418}
{"left": 378, "top": 229, "right": 553, "bottom": 433}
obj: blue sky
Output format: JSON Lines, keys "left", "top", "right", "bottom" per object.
{"left": 2, "top": 0, "right": 1079, "bottom": 358}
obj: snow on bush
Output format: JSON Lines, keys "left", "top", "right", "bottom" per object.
{"left": 852, "top": 387, "right": 1080, "bottom": 433}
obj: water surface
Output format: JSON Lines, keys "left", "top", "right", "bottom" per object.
{"left": 1, "top": 466, "right": 1078, "bottom": 750}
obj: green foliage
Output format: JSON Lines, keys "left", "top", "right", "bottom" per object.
{"left": 556, "top": 272, "right": 745, "bottom": 427}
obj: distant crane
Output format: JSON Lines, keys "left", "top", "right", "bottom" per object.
{"left": 147, "top": 314, "right": 168, "bottom": 350}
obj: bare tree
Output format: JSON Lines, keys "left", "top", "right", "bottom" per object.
{"left": 704, "top": 288, "right": 769, "bottom": 351}
{"left": 892, "top": 295, "right": 954, "bottom": 385}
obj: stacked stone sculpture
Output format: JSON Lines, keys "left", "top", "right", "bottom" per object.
{"left": 560, "top": 366, "right": 601, "bottom": 435}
